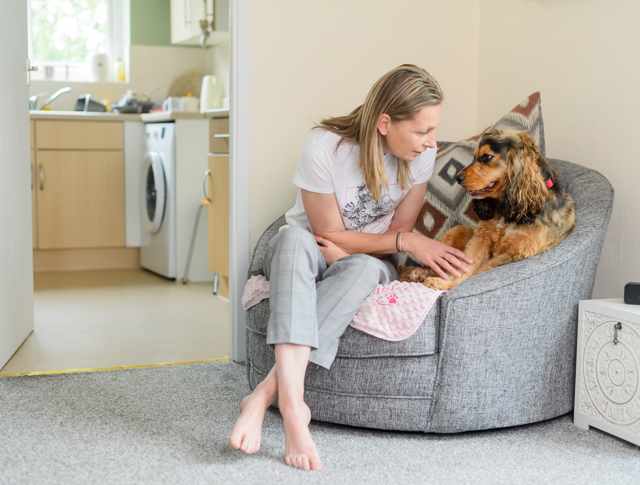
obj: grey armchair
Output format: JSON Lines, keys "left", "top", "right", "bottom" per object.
{"left": 245, "top": 159, "right": 614, "bottom": 433}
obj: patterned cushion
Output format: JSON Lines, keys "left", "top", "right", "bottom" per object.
{"left": 415, "top": 92, "right": 546, "bottom": 239}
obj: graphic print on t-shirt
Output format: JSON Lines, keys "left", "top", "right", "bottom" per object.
{"left": 343, "top": 185, "right": 396, "bottom": 232}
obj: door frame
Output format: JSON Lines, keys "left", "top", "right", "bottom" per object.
{"left": 229, "top": 0, "right": 250, "bottom": 362}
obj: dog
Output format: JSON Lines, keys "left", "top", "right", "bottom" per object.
{"left": 398, "top": 130, "right": 576, "bottom": 291}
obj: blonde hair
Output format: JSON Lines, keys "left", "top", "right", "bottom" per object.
{"left": 317, "top": 64, "right": 443, "bottom": 200}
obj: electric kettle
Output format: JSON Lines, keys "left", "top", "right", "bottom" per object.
{"left": 200, "top": 75, "right": 224, "bottom": 112}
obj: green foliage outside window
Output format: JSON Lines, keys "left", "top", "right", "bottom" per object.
{"left": 30, "top": 0, "right": 108, "bottom": 63}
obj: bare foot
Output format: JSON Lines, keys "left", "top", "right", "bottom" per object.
{"left": 229, "top": 388, "right": 275, "bottom": 454}
{"left": 281, "top": 402, "right": 323, "bottom": 471}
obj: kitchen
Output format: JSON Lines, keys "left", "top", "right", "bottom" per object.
{"left": 0, "top": 0, "right": 233, "bottom": 375}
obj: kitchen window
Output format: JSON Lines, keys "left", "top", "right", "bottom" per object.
{"left": 27, "top": 0, "right": 130, "bottom": 83}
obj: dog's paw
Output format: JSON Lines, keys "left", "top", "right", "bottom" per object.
{"left": 422, "top": 277, "right": 452, "bottom": 291}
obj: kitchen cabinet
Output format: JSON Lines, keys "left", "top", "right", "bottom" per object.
{"left": 170, "top": 0, "right": 229, "bottom": 46}
{"left": 36, "top": 150, "right": 125, "bottom": 249}
{"left": 33, "top": 120, "right": 126, "bottom": 250}
{"left": 208, "top": 116, "right": 229, "bottom": 297}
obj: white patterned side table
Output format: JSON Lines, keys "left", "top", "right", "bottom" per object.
{"left": 575, "top": 298, "right": 640, "bottom": 446}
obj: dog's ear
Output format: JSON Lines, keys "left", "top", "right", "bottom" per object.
{"left": 498, "top": 132, "right": 547, "bottom": 224}
{"left": 472, "top": 198, "right": 498, "bottom": 221}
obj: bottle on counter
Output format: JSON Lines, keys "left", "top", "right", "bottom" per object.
{"left": 115, "top": 59, "right": 125, "bottom": 82}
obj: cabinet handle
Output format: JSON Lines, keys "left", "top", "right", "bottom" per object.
{"left": 203, "top": 169, "right": 212, "bottom": 201}
{"left": 38, "top": 164, "right": 44, "bottom": 190}
{"left": 614, "top": 322, "right": 622, "bottom": 345}
{"left": 213, "top": 134, "right": 229, "bottom": 138}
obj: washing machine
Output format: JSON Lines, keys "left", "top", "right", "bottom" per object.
{"left": 140, "top": 123, "right": 177, "bottom": 278}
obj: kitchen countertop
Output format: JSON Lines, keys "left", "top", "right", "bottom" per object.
{"left": 29, "top": 110, "right": 142, "bottom": 121}
{"left": 29, "top": 108, "right": 230, "bottom": 122}
{"left": 139, "top": 111, "right": 207, "bottom": 122}
{"left": 203, "top": 108, "right": 230, "bottom": 119}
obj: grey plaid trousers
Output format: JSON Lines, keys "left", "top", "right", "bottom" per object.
{"left": 263, "top": 226, "right": 397, "bottom": 369}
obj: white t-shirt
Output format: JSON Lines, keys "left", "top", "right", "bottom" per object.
{"left": 283, "top": 128, "right": 436, "bottom": 234}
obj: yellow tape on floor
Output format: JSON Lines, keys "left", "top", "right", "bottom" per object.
{"left": 0, "top": 358, "right": 229, "bottom": 377}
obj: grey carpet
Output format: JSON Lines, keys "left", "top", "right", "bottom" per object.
{"left": 1, "top": 361, "right": 639, "bottom": 485}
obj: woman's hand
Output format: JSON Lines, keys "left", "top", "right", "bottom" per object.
{"left": 403, "top": 233, "right": 473, "bottom": 279}
{"left": 308, "top": 229, "right": 349, "bottom": 266}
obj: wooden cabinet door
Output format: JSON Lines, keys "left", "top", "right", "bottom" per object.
{"left": 208, "top": 155, "right": 229, "bottom": 276}
{"left": 36, "top": 151, "right": 125, "bottom": 249}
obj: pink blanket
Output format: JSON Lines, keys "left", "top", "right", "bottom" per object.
{"left": 242, "top": 275, "right": 444, "bottom": 341}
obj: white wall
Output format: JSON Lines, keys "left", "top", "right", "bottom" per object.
{"left": 249, "top": 0, "right": 481, "bottom": 250}
{"left": 477, "top": 0, "right": 640, "bottom": 298}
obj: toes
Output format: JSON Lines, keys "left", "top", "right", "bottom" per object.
{"left": 293, "top": 456, "right": 310, "bottom": 471}
{"left": 247, "top": 440, "right": 260, "bottom": 454}
{"left": 240, "top": 437, "right": 259, "bottom": 454}
{"left": 239, "top": 437, "right": 249, "bottom": 452}
{"left": 229, "top": 433, "right": 241, "bottom": 450}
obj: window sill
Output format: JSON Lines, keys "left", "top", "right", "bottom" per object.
{"left": 31, "top": 78, "right": 130, "bottom": 85}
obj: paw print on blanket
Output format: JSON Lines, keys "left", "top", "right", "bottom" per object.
{"left": 376, "top": 293, "right": 399, "bottom": 306}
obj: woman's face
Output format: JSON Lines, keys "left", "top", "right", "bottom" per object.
{"left": 378, "top": 104, "right": 442, "bottom": 161}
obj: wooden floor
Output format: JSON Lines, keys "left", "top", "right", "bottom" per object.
{"left": 0, "top": 269, "right": 229, "bottom": 375}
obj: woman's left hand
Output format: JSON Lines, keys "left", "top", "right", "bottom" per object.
{"left": 310, "top": 231, "right": 349, "bottom": 265}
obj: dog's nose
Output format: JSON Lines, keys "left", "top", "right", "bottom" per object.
{"left": 456, "top": 173, "right": 465, "bottom": 184}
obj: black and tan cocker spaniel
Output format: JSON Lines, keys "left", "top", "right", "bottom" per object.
{"left": 399, "top": 130, "right": 576, "bottom": 291}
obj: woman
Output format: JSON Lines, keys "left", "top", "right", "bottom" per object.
{"left": 229, "top": 65, "right": 472, "bottom": 471}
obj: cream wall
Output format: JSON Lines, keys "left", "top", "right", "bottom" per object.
{"left": 249, "top": 0, "right": 481, "bottom": 250}
{"left": 476, "top": 0, "right": 640, "bottom": 299}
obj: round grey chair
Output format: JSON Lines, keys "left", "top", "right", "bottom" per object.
{"left": 245, "top": 159, "right": 614, "bottom": 433}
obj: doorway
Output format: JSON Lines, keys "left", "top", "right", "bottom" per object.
{"left": 0, "top": 0, "right": 249, "bottom": 376}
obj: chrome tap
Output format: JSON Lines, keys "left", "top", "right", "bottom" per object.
{"left": 38, "top": 87, "right": 71, "bottom": 110}
{"left": 29, "top": 93, "right": 46, "bottom": 110}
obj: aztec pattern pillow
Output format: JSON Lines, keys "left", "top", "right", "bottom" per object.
{"left": 414, "top": 92, "right": 546, "bottom": 240}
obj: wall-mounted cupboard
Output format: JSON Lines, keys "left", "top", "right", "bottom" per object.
{"left": 170, "top": 0, "right": 229, "bottom": 46}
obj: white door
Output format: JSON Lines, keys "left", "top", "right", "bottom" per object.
{"left": 0, "top": 0, "right": 34, "bottom": 369}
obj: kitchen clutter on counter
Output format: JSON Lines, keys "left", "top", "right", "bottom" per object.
{"left": 162, "top": 94, "right": 200, "bottom": 113}
{"left": 113, "top": 89, "right": 159, "bottom": 114}
{"left": 28, "top": 70, "right": 228, "bottom": 115}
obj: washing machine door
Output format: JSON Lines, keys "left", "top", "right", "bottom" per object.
{"left": 141, "top": 151, "right": 167, "bottom": 235}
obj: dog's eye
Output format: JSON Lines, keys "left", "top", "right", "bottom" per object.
{"left": 480, "top": 154, "right": 494, "bottom": 163}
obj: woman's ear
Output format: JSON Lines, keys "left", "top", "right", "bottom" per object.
{"left": 377, "top": 113, "right": 391, "bottom": 136}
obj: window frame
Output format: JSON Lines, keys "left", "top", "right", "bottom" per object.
{"left": 27, "top": 0, "right": 130, "bottom": 83}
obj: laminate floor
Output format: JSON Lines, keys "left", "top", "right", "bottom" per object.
{"left": 0, "top": 269, "right": 229, "bottom": 375}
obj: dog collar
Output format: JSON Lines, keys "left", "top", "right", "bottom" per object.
{"left": 545, "top": 177, "right": 554, "bottom": 188}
